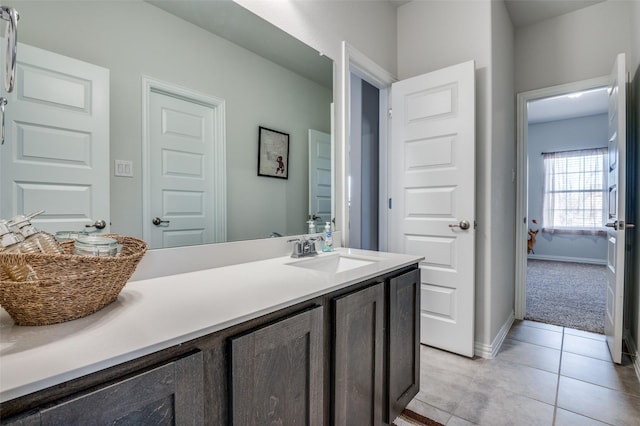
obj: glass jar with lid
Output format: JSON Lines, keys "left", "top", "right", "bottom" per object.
{"left": 73, "top": 236, "right": 121, "bottom": 257}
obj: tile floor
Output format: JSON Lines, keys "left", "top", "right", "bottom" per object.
{"left": 402, "top": 320, "right": 640, "bottom": 426}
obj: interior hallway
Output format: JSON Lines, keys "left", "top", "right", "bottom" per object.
{"left": 402, "top": 320, "right": 640, "bottom": 425}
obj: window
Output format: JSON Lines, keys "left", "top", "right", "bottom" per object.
{"left": 542, "top": 147, "right": 607, "bottom": 235}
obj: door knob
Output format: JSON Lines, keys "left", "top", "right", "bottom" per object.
{"left": 606, "top": 221, "right": 635, "bottom": 230}
{"left": 449, "top": 220, "right": 470, "bottom": 230}
{"left": 85, "top": 219, "right": 107, "bottom": 230}
{"left": 152, "top": 217, "right": 170, "bottom": 226}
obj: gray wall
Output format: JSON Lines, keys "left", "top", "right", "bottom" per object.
{"left": 515, "top": 1, "right": 638, "bottom": 93}
{"left": 527, "top": 114, "right": 608, "bottom": 264}
{"left": 13, "top": 0, "right": 332, "bottom": 242}
{"left": 489, "top": 0, "right": 516, "bottom": 348}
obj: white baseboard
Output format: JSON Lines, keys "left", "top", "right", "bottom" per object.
{"left": 527, "top": 254, "right": 606, "bottom": 265}
{"left": 475, "top": 311, "right": 515, "bottom": 359}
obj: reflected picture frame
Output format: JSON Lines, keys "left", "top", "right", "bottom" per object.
{"left": 257, "top": 126, "right": 289, "bottom": 179}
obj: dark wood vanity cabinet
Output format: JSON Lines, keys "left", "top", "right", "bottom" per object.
{"left": 230, "top": 306, "right": 324, "bottom": 426}
{"left": 331, "top": 268, "right": 420, "bottom": 426}
{"left": 387, "top": 269, "right": 421, "bottom": 423}
{"left": 333, "top": 282, "right": 385, "bottom": 425}
{"left": 1, "top": 264, "right": 420, "bottom": 426}
{"left": 3, "top": 352, "right": 204, "bottom": 425}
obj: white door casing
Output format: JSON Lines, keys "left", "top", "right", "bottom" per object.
{"left": 142, "top": 77, "right": 226, "bottom": 249}
{"left": 390, "top": 61, "right": 476, "bottom": 357}
{"left": 309, "top": 129, "right": 332, "bottom": 225}
{"left": 605, "top": 53, "right": 627, "bottom": 364}
{"left": 0, "top": 42, "right": 109, "bottom": 234}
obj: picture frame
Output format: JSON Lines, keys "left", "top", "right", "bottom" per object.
{"left": 257, "top": 126, "right": 289, "bottom": 179}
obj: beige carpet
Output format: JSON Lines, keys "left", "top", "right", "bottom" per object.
{"left": 526, "top": 259, "right": 606, "bottom": 333}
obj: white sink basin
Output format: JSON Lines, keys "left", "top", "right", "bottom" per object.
{"left": 287, "top": 254, "right": 376, "bottom": 274}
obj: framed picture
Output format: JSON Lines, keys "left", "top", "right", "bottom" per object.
{"left": 257, "top": 126, "right": 289, "bottom": 179}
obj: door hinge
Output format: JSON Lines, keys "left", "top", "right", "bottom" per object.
{"left": 388, "top": 198, "right": 392, "bottom": 209}
{"left": 388, "top": 108, "right": 392, "bottom": 119}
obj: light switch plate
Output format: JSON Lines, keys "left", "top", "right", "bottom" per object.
{"left": 115, "top": 160, "right": 133, "bottom": 177}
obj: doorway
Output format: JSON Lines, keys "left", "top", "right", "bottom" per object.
{"left": 349, "top": 75, "right": 380, "bottom": 250}
{"left": 341, "top": 42, "right": 394, "bottom": 251}
{"left": 516, "top": 77, "right": 612, "bottom": 334}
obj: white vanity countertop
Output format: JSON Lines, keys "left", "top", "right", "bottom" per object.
{"left": 0, "top": 248, "right": 422, "bottom": 403}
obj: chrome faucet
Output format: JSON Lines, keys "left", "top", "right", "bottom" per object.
{"left": 288, "top": 236, "right": 318, "bottom": 258}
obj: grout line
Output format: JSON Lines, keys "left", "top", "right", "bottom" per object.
{"left": 552, "top": 327, "right": 565, "bottom": 426}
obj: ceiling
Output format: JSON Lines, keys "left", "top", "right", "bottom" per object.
{"left": 527, "top": 87, "right": 609, "bottom": 124}
{"left": 504, "top": 0, "right": 606, "bottom": 28}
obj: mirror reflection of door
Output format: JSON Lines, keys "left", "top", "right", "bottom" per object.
{"left": 144, "top": 79, "right": 226, "bottom": 250}
{"left": 0, "top": 42, "right": 110, "bottom": 234}
{"left": 308, "top": 129, "right": 332, "bottom": 227}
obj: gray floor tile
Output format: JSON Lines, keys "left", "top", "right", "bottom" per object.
{"left": 415, "top": 363, "right": 476, "bottom": 413}
{"left": 557, "top": 376, "right": 640, "bottom": 426}
{"left": 519, "top": 319, "right": 563, "bottom": 332}
{"left": 562, "top": 333, "right": 612, "bottom": 361}
{"left": 506, "top": 322, "right": 563, "bottom": 349}
{"left": 446, "top": 415, "right": 476, "bottom": 426}
{"left": 561, "top": 351, "right": 640, "bottom": 395}
{"left": 472, "top": 358, "right": 558, "bottom": 404}
{"left": 496, "top": 338, "right": 561, "bottom": 373}
{"left": 554, "top": 408, "right": 609, "bottom": 425}
{"left": 453, "top": 383, "right": 555, "bottom": 426}
{"left": 414, "top": 324, "right": 640, "bottom": 426}
{"left": 563, "top": 327, "right": 606, "bottom": 341}
{"left": 420, "top": 344, "right": 484, "bottom": 379}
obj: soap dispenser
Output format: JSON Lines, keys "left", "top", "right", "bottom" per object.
{"left": 307, "top": 219, "right": 316, "bottom": 234}
{"left": 322, "top": 222, "right": 333, "bottom": 252}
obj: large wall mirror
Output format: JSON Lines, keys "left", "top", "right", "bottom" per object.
{"left": 0, "top": 0, "right": 334, "bottom": 249}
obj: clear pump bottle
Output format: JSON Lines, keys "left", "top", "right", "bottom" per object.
{"left": 0, "top": 220, "right": 39, "bottom": 281}
{"left": 322, "top": 222, "right": 333, "bottom": 252}
{"left": 11, "top": 212, "right": 65, "bottom": 255}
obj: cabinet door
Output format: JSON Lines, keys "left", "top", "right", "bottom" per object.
{"left": 230, "top": 306, "right": 324, "bottom": 426}
{"left": 333, "top": 282, "right": 385, "bottom": 426}
{"left": 388, "top": 269, "right": 420, "bottom": 422}
{"left": 38, "top": 352, "right": 204, "bottom": 425}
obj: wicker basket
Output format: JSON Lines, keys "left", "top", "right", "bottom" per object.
{"left": 0, "top": 235, "right": 147, "bottom": 326}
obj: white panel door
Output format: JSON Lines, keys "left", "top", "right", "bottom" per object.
{"left": 0, "top": 42, "right": 109, "bottom": 234}
{"left": 148, "top": 90, "right": 219, "bottom": 249}
{"left": 309, "top": 129, "right": 332, "bottom": 225}
{"left": 604, "top": 53, "right": 627, "bottom": 364}
{"left": 390, "top": 61, "right": 475, "bottom": 357}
